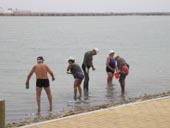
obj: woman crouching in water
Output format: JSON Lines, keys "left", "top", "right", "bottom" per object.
{"left": 67, "top": 57, "right": 84, "bottom": 100}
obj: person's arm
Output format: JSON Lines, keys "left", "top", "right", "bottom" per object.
{"left": 90, "top": 55, "right": 95, "bottom": 70}
{"left": 46, "top": 65, "right": 55, "bottom": 81}
{"left": 87, "top": 53, "right": 95, "bottom": 70}
{"left": 66, "top": 64, "right": 72, "bottom": 74}
{"left": 115, "top": 63, "right": 119, "bottom": 73}
{"left": 25, "top": 66, "right": 35, "bottom": 86}
{"left": 91, "top": 66, "right": 95, "bottom": 70}
{"left": 115, "top": 60, "right": 121, "bottom": 72}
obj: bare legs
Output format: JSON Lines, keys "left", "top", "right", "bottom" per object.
{"left": 119, "top": 73, "right": 126, "bottom": 95}
{"left": 74, "top": 79, "right": 82, "bottom": 100}
{"left": 36, "top": 86, "right": 53, "bottom": 113}
{"left": 44, "top": 87, "right": 53, "bottom": 111}
{"left": 107, "top": 72, "right": 114, "bottom": 86}
{"left": 36, "top": 87, "right": 42, "bottom": 113}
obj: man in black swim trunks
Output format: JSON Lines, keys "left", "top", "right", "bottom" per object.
{"left": 25, "top": 56, "right": 55, "bottom": 113}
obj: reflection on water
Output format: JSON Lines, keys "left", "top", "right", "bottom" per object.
{"left": 106, "top": 84, "right": 127, "bottom": 103}
{"left": 84, "top": 90, "right": 89, "bottom": 100}
{"left": 106, "top": 86, "right": 115, "bottom": 99}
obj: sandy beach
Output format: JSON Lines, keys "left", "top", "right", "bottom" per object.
{"left": 6, "top": 91, "right": 170, "bottom": 128}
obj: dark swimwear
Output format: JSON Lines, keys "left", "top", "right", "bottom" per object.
{"left": 74, "top": 72, "right": 84, "bottom": 80}
{"left": 36, "top": 79, "right": 50, "bottom": 88}
{"left": 106, "top": 67, "right": 115, "bottom": 73}
{"left": 70, "top": 63, "right": 84, "bottom": 81}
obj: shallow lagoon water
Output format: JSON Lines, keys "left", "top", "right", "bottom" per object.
{"left": 0, "top": 16, "right": 170, "bottom": 122}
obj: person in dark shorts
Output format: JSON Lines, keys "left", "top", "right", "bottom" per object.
{"left": 25, "top": 56, "right": 55, "bottom": 113}
{"left": 36, "top": 79, "right": 50, "bottom": 88}
{"left": 82, "top": 48, "right": 99, "bottom": 92}
{"left": 67, "top": 57, "right": 84, "bottom": 100}
{"left": 106, "top": 50, "right": 116, "bottom": 86}
{"left": 114, "top": 55, "right": 129, "bottom": 95}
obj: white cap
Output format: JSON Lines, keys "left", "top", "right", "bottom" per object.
{"left": 67, "top": 56, "right": 75, "bottom": 61}
{"left": 109, "top": 50, "right": 115, "bottom": 54}
{"left": 93, "top": 48, "right": 99, "bottom": 54}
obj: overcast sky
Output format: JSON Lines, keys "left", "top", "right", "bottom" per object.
{"left": 0, "top": 0, "right": 170, "bottom": 12}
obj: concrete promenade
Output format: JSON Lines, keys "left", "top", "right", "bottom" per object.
{"left": 21, "top": 96, "right": 170, "bottom": 128}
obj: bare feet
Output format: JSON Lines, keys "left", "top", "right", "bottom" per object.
{"left": 49, "top": 106, "right": 52, "bottom": 112}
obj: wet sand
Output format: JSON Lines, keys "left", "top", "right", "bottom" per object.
{"left": 6, "top": 91, "right": 170, "bottom": 128}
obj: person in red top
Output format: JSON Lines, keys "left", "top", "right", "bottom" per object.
{"left": 114, "top": 55, "right": 129, "bottom": 95}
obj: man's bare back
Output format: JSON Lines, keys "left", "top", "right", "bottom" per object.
{"left": 33, "top": 63, "right": 53, "bottom": 79}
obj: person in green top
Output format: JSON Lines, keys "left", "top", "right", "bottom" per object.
{"left": 82, "top": 48, "right": 99, "bottom": 92}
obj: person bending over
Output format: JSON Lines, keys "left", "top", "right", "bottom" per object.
{"left": 114, "top": 55, "right": 129, "bottom": 95}
{"left": 82, "top": 48, "right": 99, "bottom": 92}
{"left": 67, "top": 57, "right": 84, "bottom": 100}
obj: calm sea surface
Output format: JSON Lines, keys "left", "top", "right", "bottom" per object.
{"left": 0, "top": 16, "right": 170, "bottom": 122}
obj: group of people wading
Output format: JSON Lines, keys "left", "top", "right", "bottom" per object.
{"left": 25, "top": 48, "right": 129, "bottom": 113}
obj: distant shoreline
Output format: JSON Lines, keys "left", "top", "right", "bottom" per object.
{"left": 1, "top": 12, "right": 170, "bottom": 16}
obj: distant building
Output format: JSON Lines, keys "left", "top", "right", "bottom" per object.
{"left": 4, "top": 8, "right": 13, "bottom": 14}
{"left": 0, "top": 8, "right": 31, "bottom": 14}
{"left": 13, "top": 9, "right": 32, "bottom": 14}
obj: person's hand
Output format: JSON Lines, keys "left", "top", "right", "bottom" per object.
{"left": 52, "top": 77, "right": 55, "bottom": 81}
{"left": 66, "top": 71, "right": 71, "bottom": 74}
{"left": 25, "top": 81, "right": 29, "bottom": 89}
{"left": 25, "top": 81, "right": 29, "bottom": 86}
